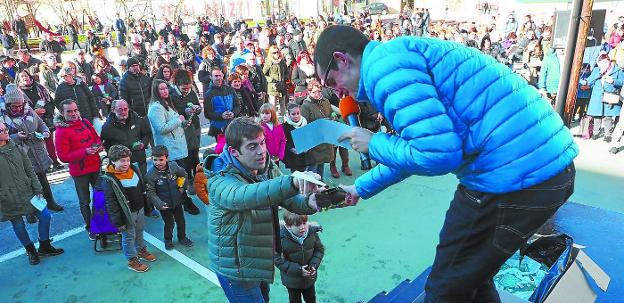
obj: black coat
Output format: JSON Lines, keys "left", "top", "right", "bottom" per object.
{"left": 282, "top": 122, "right": 307, "bottom": 170}
{"left": 119, "top": 71, "right": 152, "bottom": 117}
{"left": 100, "top": 111, "right": 151, "bottom": 166}
{"left": 171, "top": 90, "right": 201, "bottom": 150}
{"left": 275, "top": 224, "right": 324, "bottom": 289}
{"left": 54, "top": 79, "right": 98, "bottom": 119}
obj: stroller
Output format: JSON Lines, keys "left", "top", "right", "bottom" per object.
{"left": 89, "top": 157, "right": 122, "bottom": 252}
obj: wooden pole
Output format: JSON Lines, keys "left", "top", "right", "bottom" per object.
{"left": 563, "top": 0, "right": 593, "bottom": 127}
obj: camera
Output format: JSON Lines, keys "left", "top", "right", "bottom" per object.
{"left": 315, "top": 187, "right": 347, "bottom": 209}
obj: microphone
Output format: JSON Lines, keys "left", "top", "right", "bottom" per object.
{"left": 339, "top": 96, "right": 372, "bottom": 170}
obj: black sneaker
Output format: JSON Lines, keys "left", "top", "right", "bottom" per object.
{"left": 26, "top": 213, "right": 37, "bottom": 224}
{"left": 165, "top": 241, "right": 174, "bottom": 250}
{"left": 604, "top": 136, "right": 612, "bottom": 143}
{"left": 179, "top": 237, "right": 193, "bottom": 247}
{"left": 88, "top": 233, "right": 96, "bottom": 241}
{"left": 609, "top": 147, "right": 620, "bottom": 154}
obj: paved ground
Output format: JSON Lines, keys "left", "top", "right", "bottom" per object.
{"left": 1, "top": 113, "right": 623, "bottom": 302}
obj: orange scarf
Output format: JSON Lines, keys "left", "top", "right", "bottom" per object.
{"left": 106, "top": 165, "right": 135, "bottom": 180}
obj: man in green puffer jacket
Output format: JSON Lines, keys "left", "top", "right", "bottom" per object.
{"left": 207, "top": 117, "right": 321, "bottom": 302}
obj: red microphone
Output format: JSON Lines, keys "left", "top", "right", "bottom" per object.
{"left": 339, "top": 96, "right": 372, "bottom": 170}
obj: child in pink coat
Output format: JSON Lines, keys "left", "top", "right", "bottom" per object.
{"left": 259, "top": 103, "right": 286, "bottom": 164}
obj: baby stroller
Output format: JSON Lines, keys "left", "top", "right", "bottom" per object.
{"left": 89, "top": 157, "right": 122, "bottom": 252}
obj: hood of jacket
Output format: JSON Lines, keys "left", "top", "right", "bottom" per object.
{"left": 53, "top": 114, "right": 84, "bottom": 128}
{"left": 209, "top": 146, "right": 272, "bottom": 179}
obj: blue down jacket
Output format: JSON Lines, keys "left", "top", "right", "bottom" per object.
{"left": 355, "top": 38, "right": 578, "bottom": 198}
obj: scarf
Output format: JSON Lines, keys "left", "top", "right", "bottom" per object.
{"left": 299, "top": 63, "right": 315, "bottom": 77}
{"left": 287, "top": 225, "right": 309, "bottom": 245}
{"left": 106, "top": 165, "right": 139, "bottom": 188}
{"left": 284, "top": 114, "right": 307, "bottom": 128}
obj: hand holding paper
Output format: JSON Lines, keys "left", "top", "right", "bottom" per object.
{"left": 291, "top": 119, "right": 353, "bottom": 153}
{"left": 337, "top": 127, "right": 373, "bottom": 154}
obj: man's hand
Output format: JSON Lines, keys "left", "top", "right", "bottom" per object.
{"left": 337, "top": 127, "right": 374, "bottom": 154}
{"left": 85, "top": 147, "right": 98, "bottom": 155}
{"left": 339, "top": 184, "right": 360, "bottom": 206}
{"left": 17, "top": 131, "right": 29, "bottom": 139}
{"left": 292, "top": 171, "right": 322, "bottom": 195}
{"left": 301, "top": 265, "right": 313, "bottom": 277}
{"left": 179, "top": 115, "right": 186, "bottom": 122}
{"left": 376, "top": 113, "right": 384, "bottom": 123}
{"left": 290, "top": 148, "right": 297, "bottom": 154}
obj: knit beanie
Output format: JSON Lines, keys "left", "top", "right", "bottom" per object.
{"left": 4, "top": 84, "right": 24, "bottom": 104}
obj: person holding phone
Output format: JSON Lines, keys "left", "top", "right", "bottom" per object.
{"left": 54, "top": 99, "right": 103, "bottom": 240}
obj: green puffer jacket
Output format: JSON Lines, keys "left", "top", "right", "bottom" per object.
{"left": 0, "top": 141, "right": 42, "bottom": 221}
{"left": 207, "top": 158, "right": 317, "bottom": 282}
{"left": 275, "top": 223, "right": 324, "bottom": 289}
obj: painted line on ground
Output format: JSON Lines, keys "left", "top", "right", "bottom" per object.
{"left": 143, "top": 232, "right": 221, "bottom": 287}
{"left": 0, "top": 225, "right": 86, "bottom": 263}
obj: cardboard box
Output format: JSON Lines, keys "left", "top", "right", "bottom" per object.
{"left": 499, "top": 245, "right": 610, "bottom": 303}
{"left": 542, "top": 246, "right": 610, "bottom": 303}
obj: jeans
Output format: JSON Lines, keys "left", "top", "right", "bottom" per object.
{"left": 217, "top": 273, "right": 270, "bottom": 303}
{"left": 305, "top": 164, "right": 325, "bottom": 181}
{"left": 610, "top": 110, "right": 624, "bottom": 149}
{"left": 11, "top": 208, "right": 51, "bottom": 246}
{"left": 424, "top": 164, "right": 575, "bottom": 303}
{"left": 592, "top": 116, "right": 614, "bottom": 137}
{"left": 37, "top": 172, "right": 56, "bottom": 206}
{"left": 18, "top": 34, "right": 29, "bottom": 51}
{"left": 120, "top": 208, "right": 146, "bottom": 259}
{"left": 160, "top": 204, "right": 186, "bottom": 241}
{"left": 73, "top": 172, "right": 100, "bottom": 230}
{"left": 287, "top": 285, "right": 316, "bottom": 303}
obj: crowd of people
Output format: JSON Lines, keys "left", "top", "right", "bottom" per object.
{"left": 0, "top": 5, "right": 622, "bottom": 303}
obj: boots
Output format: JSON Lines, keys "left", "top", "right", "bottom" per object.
{"left": 52, "top": 159, "right": 64, "bottom": 170}
{"left": 329, "top": 162, "right": 340, "bottom": 178}
{"left": 183, "top": 194, "right": 200, "bottom": 215}
{"left": 47, "top": 201, "right": 64, "bottom": 212}
{"left": 38, "top": 239, "right": 64, "bottom": 256}
{"left": 341, "top": 155, "right": 352, "bottom": 176}
{"left": 25, "top": 243, "right": 40, "bottom": 265}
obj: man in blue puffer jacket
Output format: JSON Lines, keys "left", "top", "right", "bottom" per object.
{"left": 316, "top": 25, "right": 579, "bottom": 302}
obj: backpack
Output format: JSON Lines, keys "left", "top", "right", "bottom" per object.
{"left": 6, "top": 35, "right": 15, "bottom": 49}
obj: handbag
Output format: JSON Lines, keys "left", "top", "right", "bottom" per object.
{"left": 602, "top": 92, "right": 621, "bottom": 105}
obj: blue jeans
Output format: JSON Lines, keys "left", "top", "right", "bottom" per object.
{"left": 217, "top": 274, "right": 270, "bottom": 303}
{"left": 121, "top": 208, "right": 146, "bottom": 259}
{"left": 424, "top": 164, "right": 575, "bottom": 303}
{"left": 10, "top": 208, "right": 51, "bottom": 246}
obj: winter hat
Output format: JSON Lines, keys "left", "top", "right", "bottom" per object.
{"left": 4, "top": 84, "right": 24, "bottom": 104}
{"left": 126, "top": 56, "right": 140, "bottom": 67}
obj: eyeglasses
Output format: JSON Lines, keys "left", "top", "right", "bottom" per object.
{"left": 322, "top": 54, "right": 336, "bottom": 87}
{"left": 0, "top": 129, "right": 8, "bottom": 134}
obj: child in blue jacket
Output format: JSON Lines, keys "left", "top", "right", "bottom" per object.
{"left": 144, "top": 145, "right": 193, "bottom": 250}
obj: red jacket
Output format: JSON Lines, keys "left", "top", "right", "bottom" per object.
{"left": 54, "top": 116, "right": 102, "bottom": 176}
